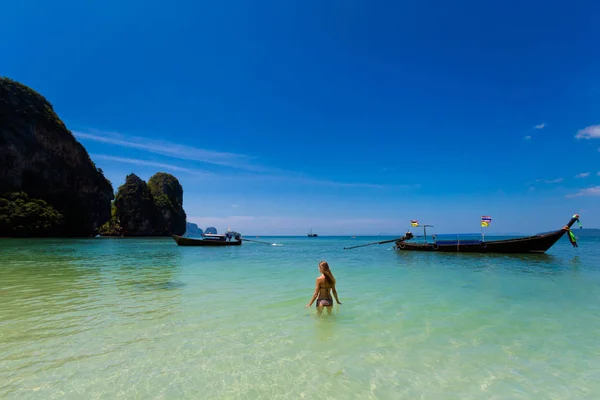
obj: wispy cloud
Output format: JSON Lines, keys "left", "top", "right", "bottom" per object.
{"left": 566, "top": 186, "right": 600, "bottom": 198}
{"left": 217, "top": 173, "right": 417, "bottom": 189}
{"left": 75, "top": 131, "right": 261, "bottom": 171}
{"left": 575, "top": 125, "right": 600, "bottom": 139}
{"left": 91, "top": 154, "right": 211, "bottom": 175}
{"left": 598, "top": 171, "right": 600, "bottom": 177}
{"left": 231, "top": 204, "right": 239, "bottom": 208}
{"left": 536, "top": 178, "right": 563, "bottom": 184}
{"left": 522, "top": 123, "right": 544, "bottom": 140}
{"left": 575, "top": 172, "right": 590, "bottom": 179}
{"left": 80, "top": 129, "right": 416, "bottom": 190}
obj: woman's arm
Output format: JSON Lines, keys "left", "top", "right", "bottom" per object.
{"left": 306, "top": 278, "right": 320, "bottom": 307}
{"left": 332, "top": 285, "right": 341, "bottom": 304}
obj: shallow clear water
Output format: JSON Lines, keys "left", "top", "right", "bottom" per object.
{"left": 1, "top": 235, "right": 600, "bottom": 399}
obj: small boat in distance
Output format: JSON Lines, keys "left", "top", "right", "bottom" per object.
{"left": 395, "top": 214, "right": 581, "bottom": 254}
{"left": 172, "top": 233, "right": 242, "bottom": 246}
{"left": 308, "top": 228, "right": 318, "bottom": 237}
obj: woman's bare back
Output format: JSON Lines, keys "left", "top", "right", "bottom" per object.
{"left": 317, "top": 276, "right": 333, "bottom": 299}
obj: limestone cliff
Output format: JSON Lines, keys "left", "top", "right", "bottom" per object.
{"left": 106, "top": 172, "right": 187, "bottom": 236}
{"left": 0, "top": 77, "right": 114, "bottom": 236}
{"left": 148, "top": 172, "right": 186, "bottom": 235}
{"left": 114, "top": 174, "right": 162, "bottom": 236}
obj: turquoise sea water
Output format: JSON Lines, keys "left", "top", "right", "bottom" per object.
{"left": 1, "top": 235, "right": 600, "bottom": 399}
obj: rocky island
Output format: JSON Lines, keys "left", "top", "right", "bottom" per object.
{"left": 185, "top": 222, "right": 203, "bottom": 236}
{"left": 1, "top": 77, "right": 188, "bottom": 237}
{"left": 100, "top": 172, "right": 187, "bottom": 236}
{"left": 0, "top": 77, "right": 113, "bottom": 237}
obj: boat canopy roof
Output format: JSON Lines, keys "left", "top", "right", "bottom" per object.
{"left": 432, "top": 233, "right": 483, "bottom": 237}
{"left": 202, "top": 232, "right": 241, "bottom": 237}
{"left": 435, "top": 239, "right": 482, "bottom": 245}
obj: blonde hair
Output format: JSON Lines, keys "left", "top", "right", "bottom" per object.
{"left": 319, "top": 261, "right": 335, "bottom": 285}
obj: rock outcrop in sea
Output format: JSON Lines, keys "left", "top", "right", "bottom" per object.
{"left": 185, "top": 222, "right": 203, "bottom": 236}
{"left": 114, "top": 174, "right": 162, "bottom": 236}
{"left": 204, "top": 227, "right": 217, "bottom": 235}
{"left": 101, "top": 172, "right": 187, "bottom": 236}
{"left": 0, "top": 77, "right": 114, "bottom": 237}
{"left": 148, "top": 172, "right": 186, "bottom": 236}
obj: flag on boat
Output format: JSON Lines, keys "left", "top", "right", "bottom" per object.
{"left": 411, "top": 220, "right": 419, "bottom": 227}
{"left": 481, "top": 216, "right": 492, "bottom": 227}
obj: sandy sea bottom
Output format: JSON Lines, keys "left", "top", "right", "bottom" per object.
{"left": 1, "top": 236, "right": 600, "bottom": 399}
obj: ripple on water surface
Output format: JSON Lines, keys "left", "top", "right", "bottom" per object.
{"left": 1, "top": 236, "right": 600, "bottom": 399}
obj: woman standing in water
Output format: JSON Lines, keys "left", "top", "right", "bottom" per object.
{"left": 306, "top": 261, "right": 342, "bottom": 313}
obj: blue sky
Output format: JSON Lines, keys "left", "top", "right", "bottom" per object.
{"left": 3, "top": 0, "right": 599, "bottom": 235}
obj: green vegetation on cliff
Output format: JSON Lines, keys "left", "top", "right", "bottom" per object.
{"left": 0, "top": 77, "right": 114, "bottom": 237}
{"left": 0, "top": 192, "right": 64, "bottom": 237}
{"left": 99, "top": 203, "right": 121, "bottom": 236}
{"left": 100, "top": 172, "right": 187, "bottom": 236}
{"left": 114, "top": 174, "right": 161, "bottom": 236}
{"left": 148, "top": 172, "right": 187, "bottom": 235}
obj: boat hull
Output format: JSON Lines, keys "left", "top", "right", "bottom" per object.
{"left": 396, "top": 229, "right": 568, "bottom": 254}
{"left": 171, "top": 234, "right": 242, "bottom": 246}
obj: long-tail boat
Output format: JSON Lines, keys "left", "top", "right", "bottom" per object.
{"left": 394, "top": 214, "right": 581, "bottom": 254}
{"left": 171, "top": 233, "right": 242, "bottom": 246}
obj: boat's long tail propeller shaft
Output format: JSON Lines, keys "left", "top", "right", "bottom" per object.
{"left": 565, "top": 214, "right": 582, "bottom": 248}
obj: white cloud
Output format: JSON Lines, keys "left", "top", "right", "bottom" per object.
{"left": 231, "top": 204, "right": 239, "bottom": 208}
{"left": 566, "top": 186, "right": 600, "bottom": 198}
{"left": 91, "top": 154, "right": 211, "bottom": 175}
{"left": 75, "top": 131, "right": 260, "bottom": 171}
{"left": 524, "top": 135, "right": 532, "bottom": 140}
{"left": 575, "top": 125, "right": 600, "bottom": 139}
{"left": 575, "top": 172, "right": 590, "bottom": 179}
{"left": 598, "top": 171, "right": 600, "bottom": 177}
{"left": 534, "top": 123, "right": 545, "bottom": 129}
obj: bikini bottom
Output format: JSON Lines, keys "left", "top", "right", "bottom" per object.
{"left": 316, "top": 298, "right": 333, "bottom": 307}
